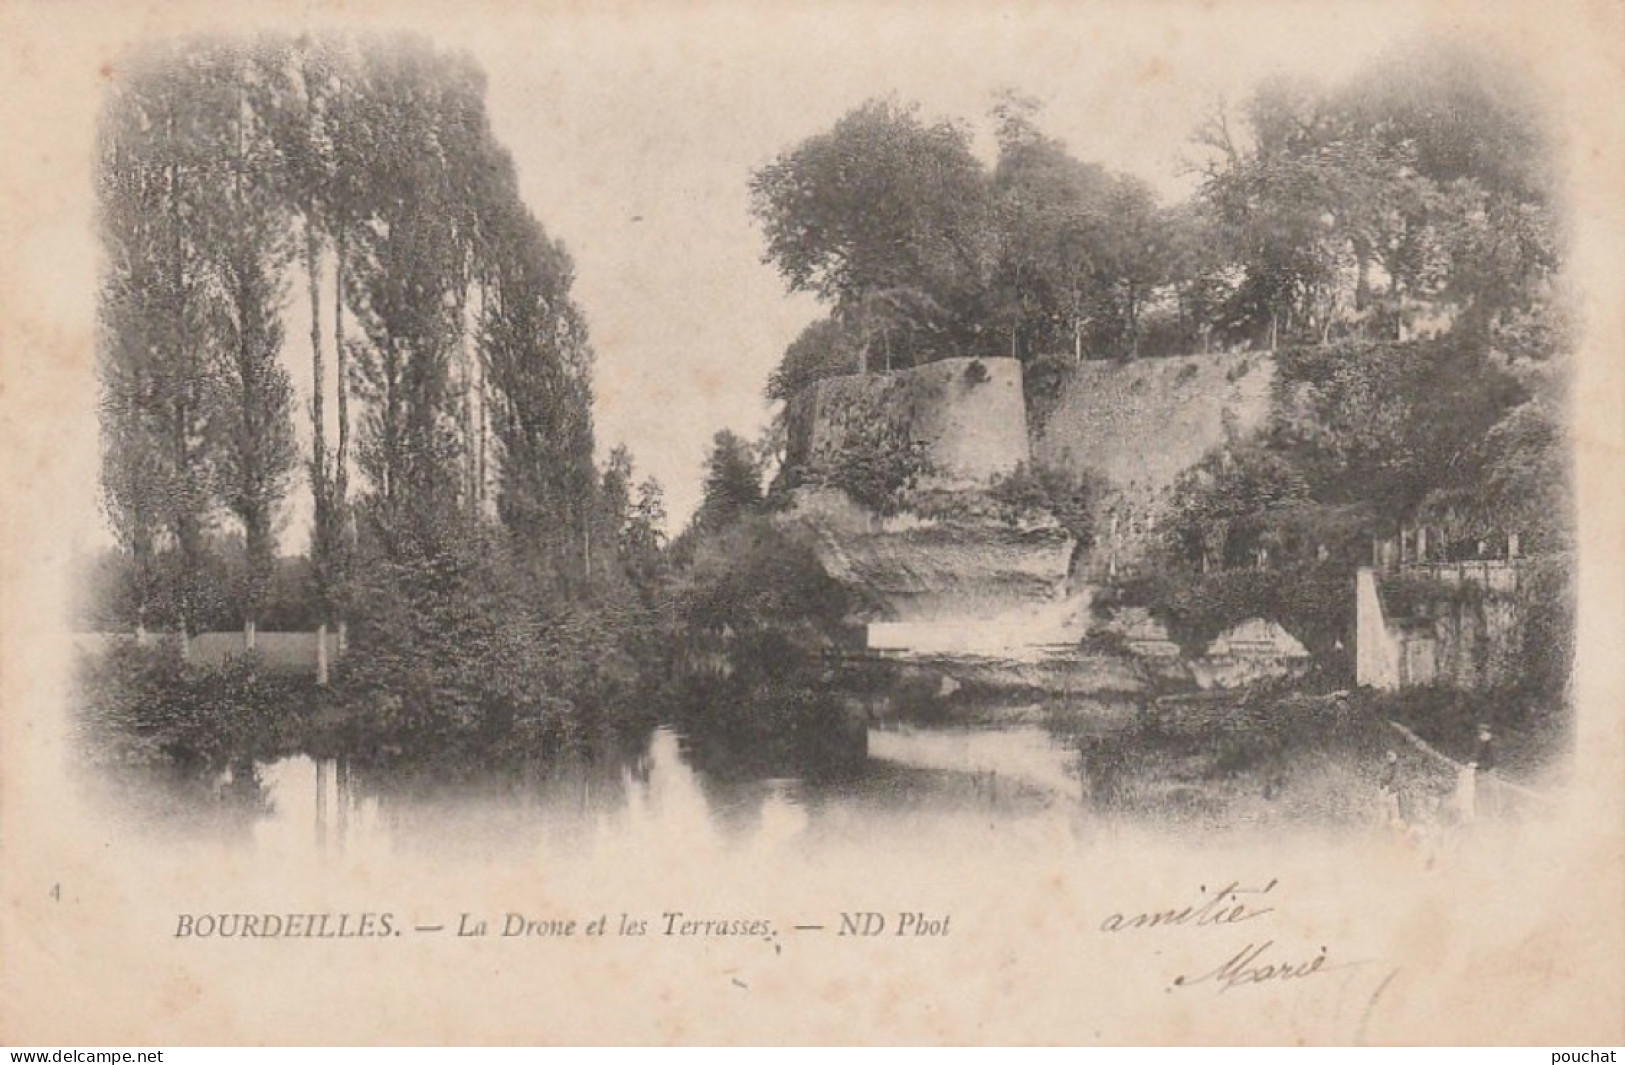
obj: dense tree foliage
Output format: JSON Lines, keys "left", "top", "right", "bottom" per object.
{"left": 97, "top": 35, "right": 611, "bottom": 619}
{"left": 92, "top": 34, "right": 662, "bottom": 769}
{"left": 989, "top": 97, "right": 1176, "bottom": 360}
{"left": 750, "top": 99, "right": 994, "bottom": 372}
{"left": 753, "top": 42, "right": 1560, "bottom": 378}
{"left": 97, "top": 45, "right": 243, "bottom": 635}
{"left": 1192, "top": 47, "right": 1558, "bottom": 350}
{"left": 693, "top": 429, "right": 764, "bottom": 534}
{"left": 751, "top": 95, "right": 1208, "bottom": 380}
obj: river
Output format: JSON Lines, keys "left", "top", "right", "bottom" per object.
{"left": 106, "top": 719, "right": 1098, "bottom": 866}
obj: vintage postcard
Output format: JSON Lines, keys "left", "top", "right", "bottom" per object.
{"left": 2, "top": 0, "right": 1622, "bottom": 1046}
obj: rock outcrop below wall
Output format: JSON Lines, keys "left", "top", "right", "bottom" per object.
{"left": 786, "top": 357, "right": 1029, "bottom": 488}
{"left": 778, "top": 352, "right": 1311, "bottom": 686}
{"left": 778, "top": 487, "right": 1074, "bottom": 627}
{"left": 780, "top": 362, "right": 1065, "bottom": 663}
{"left": 1034, "top": 351, "right": 1276, "bottom": 495}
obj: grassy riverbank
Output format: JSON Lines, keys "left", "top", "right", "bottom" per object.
{"left": 1064, "top": 680, "right": 1567, "bottom": 829}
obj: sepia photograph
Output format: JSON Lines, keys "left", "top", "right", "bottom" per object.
{"left": 1, "top": 0, "right": 1621, "bottom": 1046}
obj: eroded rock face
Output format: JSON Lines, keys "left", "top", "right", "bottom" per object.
{"left": 776, "top": 487, "right": 1075, "bottom": 627}
{"left": 778, "top": 489, "right": 1309, "bottom": 694}
{"left": 772, "top": 353, "right": 1312, "bottom": 693}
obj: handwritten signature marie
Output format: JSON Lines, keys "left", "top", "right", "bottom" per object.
{"left": 1172, "top": 939, "right": 1344, "bottom": 994}
{"left": 1098, "top": 879, "right": 1366, "bottom": 994}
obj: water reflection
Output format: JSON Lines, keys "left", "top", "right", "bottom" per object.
{"left": 226, "top": 719, "right": 1086, "bottom": 863}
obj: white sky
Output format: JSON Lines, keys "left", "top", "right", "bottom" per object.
{"left": 11, "top": 0, "right": 1530, "bottom": 551}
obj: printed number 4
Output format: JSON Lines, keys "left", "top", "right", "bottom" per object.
{"left": 50, "top": 882, "right": 60, "bottom": 901}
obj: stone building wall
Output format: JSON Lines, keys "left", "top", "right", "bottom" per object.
{"left": 1033, "top": 350, "right": 1277, "bottom": 495}
{"left": 1032, "top": 351, "right": 1278, "bottom": 574}
{"left": 785, "top": 356, "right": 1029, "bottom": 488}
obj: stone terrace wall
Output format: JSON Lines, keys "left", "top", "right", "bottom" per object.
{"left": 785, "top": 357, "right": 1029, "bottom": 488}
{"left": 1033, "top": 350, "right": 1276, "bottom": 496}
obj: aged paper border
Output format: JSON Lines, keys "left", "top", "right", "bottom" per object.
{"left": 2, "top": 0, "right": 1622, "bottom": 1045}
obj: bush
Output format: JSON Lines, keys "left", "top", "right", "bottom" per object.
{"left": 1116, "top": 564, "right": 1352, "bottom": 662}
{"left": 660, "top": 514, "right": 866, "bottom": 778}
{"left": 827, "top": 427, "right": 932, "bottom": 516}
{"left": 1078, "top": 684, "right": 1401, "bottom": 823}
{"left": 778, "top": 376, "right": 933, "bottom": 517}
{"left": 1513, "top": 553, "right": 1574, "bottom": 702}
{"left": 665, "top": 514, "right": 854, "bottom": 661}
{"left": 1163, "top": 445, "right": 1313, "bottom": 569}
{"left": 1361, "top": 684, "right": 1568, "bottom": 777}
{"left": 1022, "top": 352, "right": 1074, "bottom": 431}
{"left": 1378, "top": 572, "right": 1487, "bottom": 620}
{"left": 335, "top": 532, "right": 646, "bottom": 772}
{"left": 1079, "top": 628, "right": 1132, "bottom": 656}
{"left": 988, "top": 461, "right": 1111, "bottom": 547}
{"left": 1269, "top": 334, "right": 1521, "bottom": 518}
{"left": 74, "top": 640, "right": 317, "bottom": 777}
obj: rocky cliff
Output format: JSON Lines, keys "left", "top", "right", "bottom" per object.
{"left": 779, "top": 351, "right": 1302, "bottom": 687}
{"left": 777, "top": 487, "right": 1076, "bottom": 626}
{"left": 779, "top": 358, "right": 1080, "bottom": 659}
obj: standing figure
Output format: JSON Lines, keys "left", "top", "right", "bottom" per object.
{"left": 1474, "top": 724, "right": 1497, "bottom": 774}
{"left": 1473, "top": 724, "right": 1498, "bottom": 819}
{"left": 1377, "top": 749, "right": 1402, "bottom": 827}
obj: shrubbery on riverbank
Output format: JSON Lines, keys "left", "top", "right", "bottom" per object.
{"left": 74, "top": 641, "right": 318, "bottom": 779}
{"left": 74, "top": 531, "right": 666, "bottom": 780}
{"left": 1072, "top": 679, "right": 1567, "bottom": 828}
{"left": 1077, "top": 689, "right": 1404, "bottom": 827}
{"left": 332, "top": 534, "right": 654, "bottom": 774}
{"left": 658, "top": 511, "right": 869, "bottom": 777}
